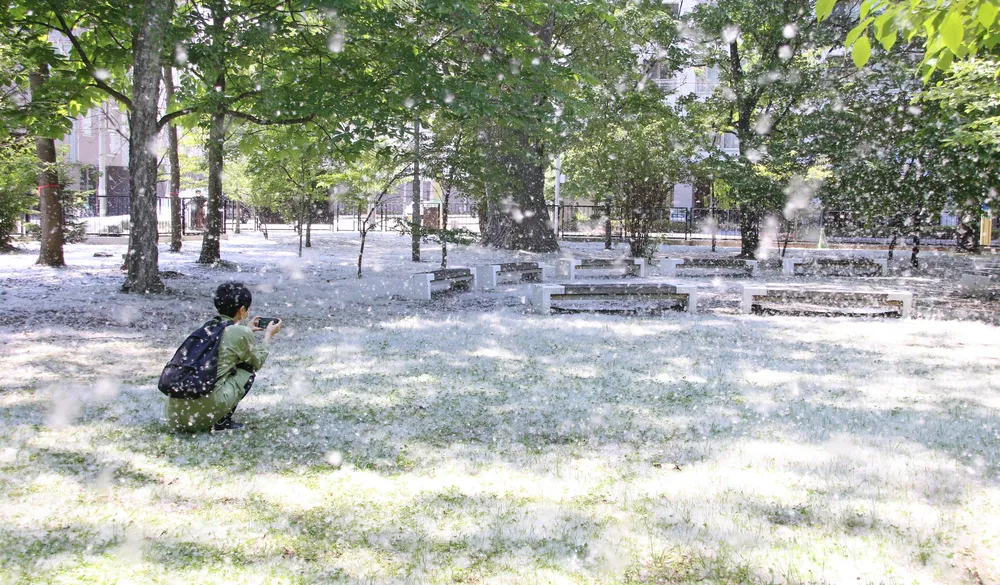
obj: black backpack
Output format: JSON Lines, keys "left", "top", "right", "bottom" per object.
{"left": 158, "top": 317, "right": 234, "bottom": 398}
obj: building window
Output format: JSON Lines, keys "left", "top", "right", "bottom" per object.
{"left": 694, "top": 67, "right": 719, "bottom": 96}
{"left": 650, "top": 62, "right": 683, "bottom": 91}
{"left": 720, "top": 132, "right": 739, "bottom": 151}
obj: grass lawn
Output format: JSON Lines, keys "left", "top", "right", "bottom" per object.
{"left": 1, "top": 233, "right": 998, "bottom": 584}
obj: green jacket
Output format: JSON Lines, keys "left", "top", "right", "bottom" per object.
{"left": 164, "top": 317, "right": 270, "bottom": 432}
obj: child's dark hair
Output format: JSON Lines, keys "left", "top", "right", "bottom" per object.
{"left": 214, "top": 282, "right": 252, "bottom": 318}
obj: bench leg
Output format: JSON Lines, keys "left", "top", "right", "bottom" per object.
{"left": 532, "top": 285, "right": 564, "bottom": 314}
{"left": 875, "top": 258, "right": 889, "bottom": 276}
{"left": 556, "top": 259, "right": 579, "bottom": 280}
{"left": 746, "top": 260, "right": 759, "bottom": 277}
{"left": 685, "top": 290, "right": 698, "bottom": 313}
{"left": 888, "top": 292, "right": 913, "bottom": 319}
{"left": 634, "top": 258, "right": 646, "bottom": 278}
{"left": 406, "top": 274, "right": 434, "bottom": 301}
{"left": 475, "top": 265, "right": 499, "bottom": 290}
{"left": 782, "top": 258, "right": 800, "bottom": 275}
{"left": 741, "top": 287, "right": 764, "bottom": 314}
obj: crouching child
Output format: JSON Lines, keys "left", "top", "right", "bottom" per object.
{"left": 161, "top": 282, "right": 281, "bottom": 432}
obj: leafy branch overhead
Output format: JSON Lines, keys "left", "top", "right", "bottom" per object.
{"left": 818, "top": 0, "right": 1000, "bottom": 75}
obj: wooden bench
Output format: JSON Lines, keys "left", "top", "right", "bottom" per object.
{"left": 741, "top": 285, "right": 913, "bottom": 318}
{"left": 532, "top": 283, "right": 697, "bottom": 314}
{"left": 475, "top": 262, "right": 548, "bottom": 290}
{"left": 660, "top": 257, "right": 758, "bottom": 277}
{"left": 782, "top": 256, "right": 888, "bottom": 277}
{"left": 406, "top": 268, "right": 476, "bottom": 301}
{"left": 959, "top": 265, "right": 1000, "bottom": 295}
{"left": 555, "top": 257, "right": 646, "bottom": 280}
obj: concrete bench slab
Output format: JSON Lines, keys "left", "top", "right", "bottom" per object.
{"left": 555, "top": 257, "right": 646, "bottom": 280}
{"left": 475, "top": 262, "right": 550, "bottom": 290}
{"left": 532, "top": 282, "right": 697, "bottom": 314}
{"left": 742, "top": 285, "right": 912, "bottom": 319}
{"left": 660, "top": 257, "right": 758, "bottom": 277}
{"left": 960, "top": 267, "right": 1000, "bottom": 295}
{"left": 782, "top": 256, "right": 888, "bottom": 276}
{"left": 406, "top": 268, "right": 476, "bottom": 301}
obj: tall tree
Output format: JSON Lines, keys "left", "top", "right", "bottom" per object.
{"left": 28, "top": 64, "right": 63, "bottom": 266}
{"left": 690, "top": 0, "right": 848, "bottom": 257}
{"left": 3, "top": 0, "right": 193, "bottom": 291}
{"left": 123, "top": 0, "right": 172, "bottom": 292}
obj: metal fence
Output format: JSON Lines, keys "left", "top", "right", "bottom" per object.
{"left": 256, "top": 200, "right": 480, "bottom": 234}
{"left": 73, "top": 195, "right": 240, "bottom": 236}
{"left": 36, "top": 194, "right": 984, "bottom": 248}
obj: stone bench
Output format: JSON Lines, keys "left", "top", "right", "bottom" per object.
{"left": 475, "top": 262, "right": 548, "bottom": 290}
{"left": 782, "top": 256, "right": 888, "bottom": 277}
{"left": 660, "top": 257, "right": 758, "bottom": 277}
{"left": 741, "top": 285, "right": 913, "bottom": 319}
{"left": 532, "top": 283, "right": 697, "bottom": 314}
{"left": 406, "top": 268, "right": 476, "bottom": 301}
{"left": 959, "top": 265, "right": 1000, "bottom": 295}
{"left": 555, "top": 257, "right": 646, "bottom": 280}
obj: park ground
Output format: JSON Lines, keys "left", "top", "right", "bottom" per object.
{"left": 1, "top": 232, "right": 999, "bottom": 585}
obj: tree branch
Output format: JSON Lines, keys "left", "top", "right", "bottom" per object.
{"left": 51, "top": 10, "right": 134, "bottom": 110}
{"left": 225, "top": 109, "right": 316, "bottom": 126}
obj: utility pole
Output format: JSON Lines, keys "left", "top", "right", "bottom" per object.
{"left": 98, "top": 112, "right": 107, "bottom": 217}
{"left": 411, "top": 117, "right": 421, "bottom": 262}
{"left": 554, "top": 155, "right": 562, "bottom": 238}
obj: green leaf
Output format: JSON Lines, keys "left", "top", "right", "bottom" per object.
{"left": 852, "top": 35, "right": 872, "bottom": 68}
{"left": 979, "top": 3, "right": 999, "bottom": 28}
{"left": 817, "top": 0, "right": 837, "bottom": 21}
{"left": 941, "top": 10, "right": 965, "bottom": 55}
{"left": 878, "top": 27, "right": 898, "bottom": 51}
{"left": 936, "top": 49, "right": 955, "bottom": 71}
{"left": 847, "top": 19, "right": 873, "bottom": 47}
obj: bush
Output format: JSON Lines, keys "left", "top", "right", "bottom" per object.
{"left": 0, "top": 139, "right": 36, "bottom": 251}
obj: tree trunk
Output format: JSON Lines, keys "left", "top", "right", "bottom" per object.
{"left": 164, "top": 66, "right": 182, "bottom": 252}
{"left": 198, "top": 108, "right": 226, "bottom": 264}
{"left": 480, "top": 128, "right": 559, "bottom": 252}
{"left": 297, "top": 215, "right": 303, "bottom": 257}
{"left": 411, "top": 118, "right": 421, "bottom": 262}
{"left": 910, "top": 208, "right": 922, "bottom": 269}
{"left": 30, "top": 67, "right": 65, "bottom": 267}
{"left": 357, "top": 230, "right": 367, "bottom": 278}
{"left": 305, "top": 209, "right": 312, "bottom": 248}
{"left": 123, "top": 0, "right": 170, "bottom": 293}
{"left": 441, "top": 184, "right": 450, "bottom": 269}
{"left": 604, "top": 200, "right": 612, "bottom": 250}
{"left": 738, "top": 203, "right": 759, "bottom": 259}
{"left": 234, "top": 200, "right": 241, "bottom": 234}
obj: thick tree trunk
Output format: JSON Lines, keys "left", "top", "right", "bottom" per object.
{"left": 123, "top": 0, "right": 169, "bottom": 293}
{"left": 738, "top": 203, "right": 759, "bottom": 259}
{"left": 198, "top": 109, "right": 226, "bottom": 264}
{"left": 30, "top": 67, "right": 65, "bottom": 267}
{"left": 480, "top": 128, "right": 559, "bottom": 252}
{"left": 164, "top": 67, "right": 182, "bottom": 252}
